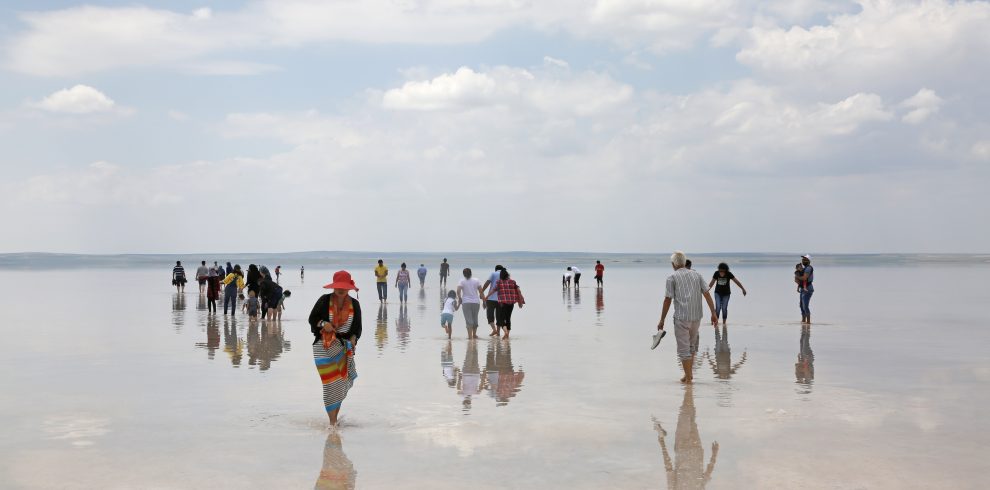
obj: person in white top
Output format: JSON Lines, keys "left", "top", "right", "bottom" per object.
{"left": 195, "top": 261, "right": 210, "bottom": 294}
{"left": 457, "top": 268, "right": 484, "bottom": 339}
{"left": 441, "top": 290, "right": 459, "bottom": 339}
{"left": 562, "top": 267, "right": 573, "bottom": 289}
{"left": 571, "top": 266, "right": 582, "bottom": 287}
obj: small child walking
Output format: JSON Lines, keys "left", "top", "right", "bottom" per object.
{"left": 243, "top": 290, "right": 260, "bottom": 318}
{"left": 441, "top": 290, "right": 459, "bottom": 339}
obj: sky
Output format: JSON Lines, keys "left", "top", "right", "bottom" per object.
{"left": 0, "top": 0, "right": 987, "bottom": 254}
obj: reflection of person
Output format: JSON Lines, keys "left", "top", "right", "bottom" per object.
{"left": 315, "top": 431, "right": 357, "bottom": 489}
{"left": 491, "top": 339, "right": 525, "bottom": 405}
{"left": 441, "top": 340, "right": 456, "bottom": 388}
{"left": 375, "top": 304, "right": 388, "bottom": 352}
{"left": 594, "top": 260, "right": 605, "bottom": 287}
{"left": 704, "top": 325, "right": 747, "bottom": 379}
{"left": 654, "top": 385, "right": 719, "bottom": 490}
{"left": 595, "top": 288, "right": 604, "bottom": 320}
{"left": 457, "top": 340, "right": 482, "bottom": 409}
{"left": 796, "top": 255, "right": 814, "bottom": 324}
{"left": 707, "top": 263, "right": 747, "bottom": 325}
{"left": 396, "top": 304, "right": 411, "bottom": 348}
{"left": 308, "top": 271, "right": 362, "bottom": 428}
{"left": 196, "top": 315, "right": 221, "bottom": 360}
{"left": 657, "top": 251, "right": 719, "bottom": 383}
{"left": 223, "top": 317, "right": 243, "bottom": 367}
{"left": 796, "top": 325, "right": 814, "bottom": 387}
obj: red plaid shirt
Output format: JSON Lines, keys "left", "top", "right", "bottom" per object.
{"left": 495, "top": 279, "right": 522, "bottom": 304}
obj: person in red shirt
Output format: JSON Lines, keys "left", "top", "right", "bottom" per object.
{"left": 485, "top": 269, "right": 525, "bottom": 340}
{"left": 594, "top": 260, "right": 605, "bottom": 287}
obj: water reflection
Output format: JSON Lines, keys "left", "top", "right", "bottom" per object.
{"left": 795, "top": 325, "right": 814, "bottom": 394}
{"left": 314, "top": 431, "right": 356, "bottom": 489}
{"left": 484, "top": 339, "right": 525, "bottom": 406}
{"left": 703, "top": 325, "right": 747, "bottom": 380}
{"left": 457, "top": 340, "right": 482, "bottom": 412}
{"left": 375, "top": 304, "right": 388, "bottom": 353}
{"left": 563, "top": 289, "right": 573, "bottom": 311}
{"left": 171, "top": 293, "right": 186, "bottom": 331}
{"left": 654, "top": 385, "right": 719, "bottom": 490}
{"left": 223, "top": 317, "right": 243, "bottom": 367}
{"left": 396, "top": 304, "right": 410, "bottom": 350}
{"left": 196, "top": 293, "right": 206, "bottom": 311}
{"left": 195, "top": 316, "right": 221, "bottom": 360}
{"left": 416, "top": 288, "right": 427, "bottom": 317}
{"left": 246, "top": 320, "right": 290, "bottom": 371}
{"left": 595, "top": 288, "right": 604, "bottom": 326}
{"left": 573, "top": 287, "right": 581, "bottom": 306}
{"left": 441, "top": 341, "right": 456, "bottom": 388}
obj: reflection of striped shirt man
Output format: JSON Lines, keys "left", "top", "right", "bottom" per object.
{"left": 664, "top": 268, "right": 707, "bottom": 321}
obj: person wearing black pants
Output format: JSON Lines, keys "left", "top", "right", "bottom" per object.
{"left": 485, "top": 269, "right": 524, "bottom": 340}
{"left": 482, "top": 265, "right": 505, "bottom": 337}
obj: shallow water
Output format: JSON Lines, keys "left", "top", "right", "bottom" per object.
{"left": 1, "top": 262, "right": 988, "bottom": 489}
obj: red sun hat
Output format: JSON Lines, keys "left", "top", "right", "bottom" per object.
{"left": 324, "top": 270, "right": 359, "bottom": 290}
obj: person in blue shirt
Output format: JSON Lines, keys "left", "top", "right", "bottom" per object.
{"left": 417, "top": 264, "right": 428, "bottom": 288}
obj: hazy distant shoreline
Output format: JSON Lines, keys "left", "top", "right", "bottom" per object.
{"left": 1, "top": 251, "right": 987, "bottom": 270}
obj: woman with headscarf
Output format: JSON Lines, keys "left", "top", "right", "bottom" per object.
{"left": 308, "top": 271, "right": 362, "bottom": 428}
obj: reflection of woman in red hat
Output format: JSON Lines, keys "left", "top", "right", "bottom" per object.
{"left": 308, "top": 270, "right": 362, "bottom": 428}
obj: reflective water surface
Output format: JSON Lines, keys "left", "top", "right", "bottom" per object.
{"left": 1, "top": 263, "right": 988, "bottom": 489}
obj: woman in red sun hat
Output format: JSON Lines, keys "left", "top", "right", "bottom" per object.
{"left": 308, "top": 270, "right": 362, "bottom": 428}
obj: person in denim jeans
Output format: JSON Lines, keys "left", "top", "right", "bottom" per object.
{"left": 795, "top": 255, "right": 814, "bottom": 323}
{"left": 707, "top": 263, "right": 747, "bottom": 325}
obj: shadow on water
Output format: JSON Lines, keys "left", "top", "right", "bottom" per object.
{"left": 171, "top": 293, "right": 186, "bottom": 331}
{"left": 223, "top": 316, "right": 243, "bottom": 368}
{"left": 653, "top": 385, "right": 719, "bottom": 490}
{"left": 315, "top": 431, "right": 356, "bottom": 489}
{"left": 796, "top": 325, "right": 814, "bottom": 395}
{"left": 375, "top": 304, "right": 388, "bottom": 354}
{"left": 416, "top": 287, "right": 427, "bottom": 315}
{"left": 246, "top": 320, "right": 291, "bottom": 371}
{"left": 396, "top": 304, "right": 410, "bottom": 350}
{"left": 196, "top": 293, "right": 206, "bottom": 311}
{"left": 195, "top": 315, "right": 221, "bottom": 360}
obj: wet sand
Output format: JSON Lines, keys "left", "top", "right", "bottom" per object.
{"left": 1, "top": 263, "right": 988, "bottom": 489}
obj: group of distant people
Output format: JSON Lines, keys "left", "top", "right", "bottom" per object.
{"left": 171, "top": 261, "right": 291, "bottom": 320}
{"left": 561, "top": 260, "right": 607, "bottom": 288}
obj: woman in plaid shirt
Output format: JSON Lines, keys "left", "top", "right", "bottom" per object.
{"left": 485, "top": 269, "right": 525, "bottom": 340}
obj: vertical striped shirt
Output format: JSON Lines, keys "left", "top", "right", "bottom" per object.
{"left": 664, "top": 268, "right": 708, "bottom": 321}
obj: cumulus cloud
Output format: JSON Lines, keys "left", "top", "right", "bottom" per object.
{"left": 737, "top": 0, "right": 990, "bottom": 95}
{"left": 33, "top": 85, "right": 121, "bottom": 114}
{"left": 899, "top": 88, "right": 942, "bottom": 125}
{"left": 381, "top": 64, "right": 633, "bottom": 116}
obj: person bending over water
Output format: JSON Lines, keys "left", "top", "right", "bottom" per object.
{"left": 308, "top": 271, "right": 362, "bottom": 428}
{"left": 707, "top": 263, "right": 747, "bottom": 325}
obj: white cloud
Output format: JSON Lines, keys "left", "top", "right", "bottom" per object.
{"left": 34, "top": 85, "right": 119, "bottom": 114}
{"left": 899, "top": 88, "right": 942, "bottom": 125}
{"left": 737, "top": 0, "right": 990, "bottom": 95}
{"left": 381, "top": 65, "right": 633, "bottom": 116}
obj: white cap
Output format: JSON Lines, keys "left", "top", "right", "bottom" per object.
{"left": 801, "top": 254, "right": 811, "bottom": 260}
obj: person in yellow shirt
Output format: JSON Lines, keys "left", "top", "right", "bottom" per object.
{"left": 374, "top": 259, "right": 389, "bottom": 303}
{"left": 222, "top": 265, "right": 246, "bottom": 316}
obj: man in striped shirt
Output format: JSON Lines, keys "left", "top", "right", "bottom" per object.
{"left": 657, "top": 251, "right": 718, "bottom": 383}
